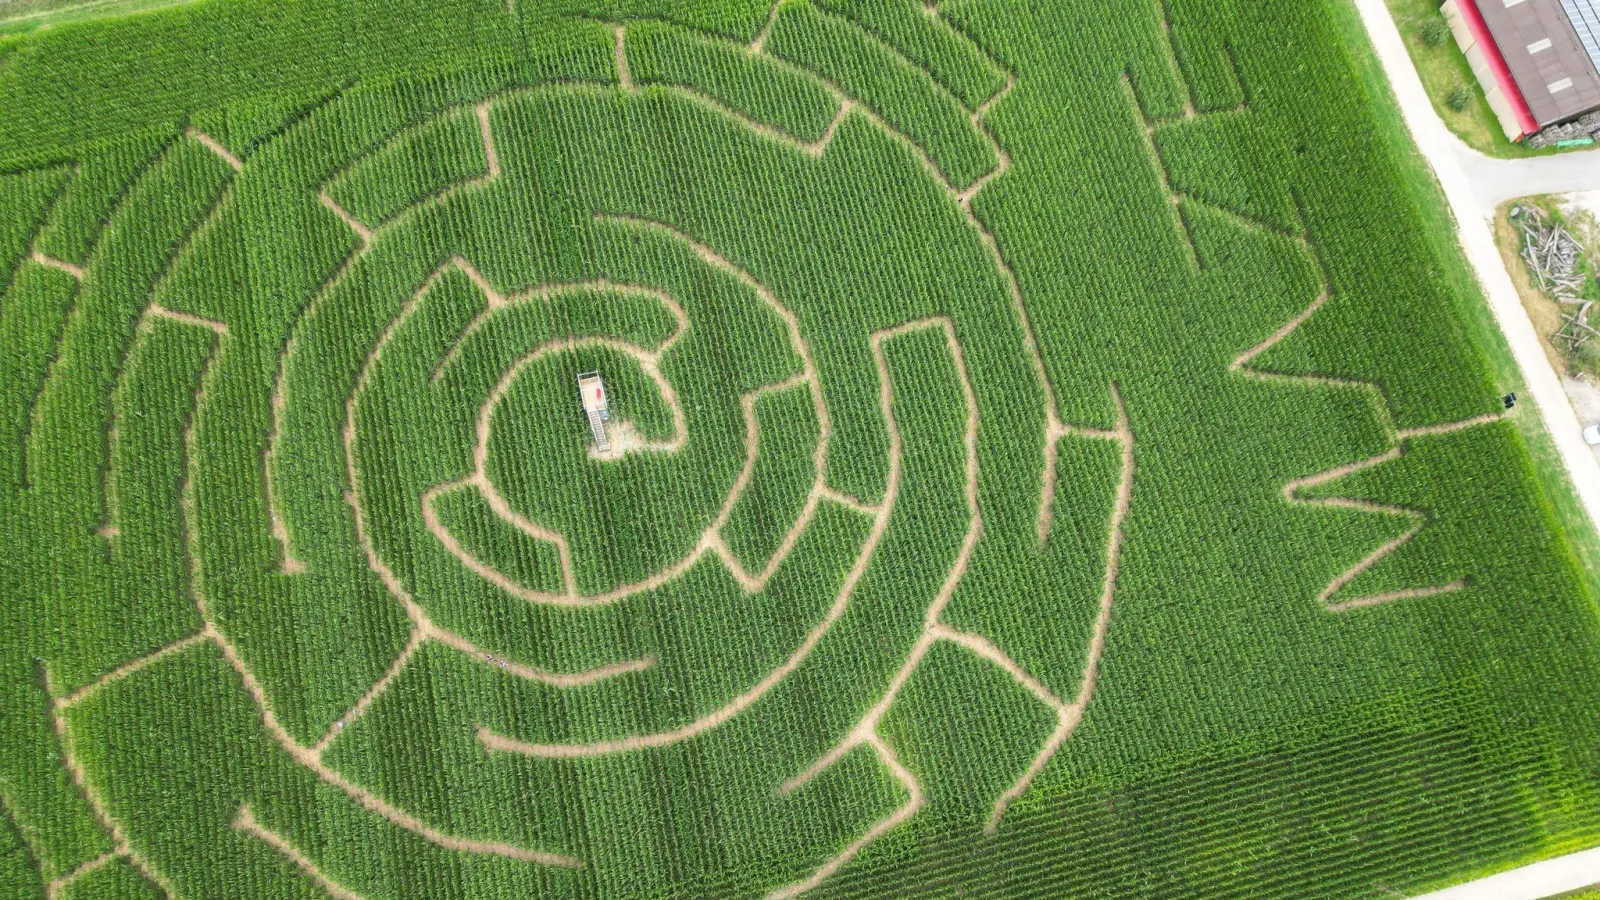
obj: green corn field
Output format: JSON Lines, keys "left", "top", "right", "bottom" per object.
{"left": 3, "top": 0, "right": 1600, "bottom": 897}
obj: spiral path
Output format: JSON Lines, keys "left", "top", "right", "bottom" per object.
{"left": 3, "top": 2, "right": 1530, "bottom": 898}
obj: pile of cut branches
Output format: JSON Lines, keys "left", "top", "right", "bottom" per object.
{"left": 1514, "top": 205, "right": 1594, "bottom": 349}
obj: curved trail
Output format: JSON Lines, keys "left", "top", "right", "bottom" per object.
{"left": 475, "top": 219, "right": 883, "bottom": 759}
{"left": 52, "top": 9, "right": 1143, "bottom": 895}
{"left": 46, "top": 675, "right": 180, "bottom": 899}
{"left": 29, "top": 250, "right": 84, "bottom": 281}
{"left": 765, "top": 321, "right": 1134, "bottom": 898}
{"left": 615, "top": 14, "right": 1083, "bottom": 544}
{"left": 340, "top": 261, "right": 665, "bottom": 689}
{"left": 478, "top": 323, "right": 901, "bottom": 761}
{"left": 54, "top": 301, "right": 583, "bottom": 869}
{"left": 430, "top": 11, "right": 1126, "bottom": 891}
{"left": 265, "top": 100, "right": 499, "bottom": 573}
{"left": 424, "top": 282, "right": 691, "bottom": 605}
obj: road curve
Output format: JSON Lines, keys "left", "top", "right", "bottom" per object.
{"left": 1454, "top": 144, "right": 1600, "bottom": 214}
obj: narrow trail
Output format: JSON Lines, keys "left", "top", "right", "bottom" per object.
{"left": 56, "top": 632, "right": 209, "bottom": 710}
{"left": 481, "top": 14, "right": 1130, "bottom": 892}
{"left": 616, "top": 11, "right": 1087, "bottom": 544}
{"left": 610, "top": 19, "right": 853, "bottom": 155}
{"left": 1225, "top": 212, "right": 1510, "bottom": 609}
{"left": 712, "top": 375, "right": 829, "bottom": 586}
{"left": 96, "top": 303, "right": 227, "bottom": 548}
{"left": 117, "top": 302, "right": 581, "bottom": 867}
{"left": 187, "top": 129, "right": 243, "bottom": 172}
{"left": 766, "top": 734, "right": 923, "bottom": 900}
{"left": 45, "top": 668, "right": 181, "bottom": 899}
{"left": 749, "top": 1, "right": 782, "bottom": 55}
{"left": 863, "top": 6, "right": 1080, "bottom": 545}
{"left": 234, "top": 805, "right": 366, "bottom": 900}
{"left": 614, "top": 25, "right": 630, "bottom": 90}
{"left": 419, "top": 274, "right": 691, "bottom": 605}
{"left": 338, "top": 261, "right": 665, "bottom": 705}
{"left": 1353, "top": 7, "right": 1600, "bottom": 895}
{"left": 15, "top": 247, "right": 84, "bottom": 495}
{"left": 1282, "top": 413, "right": 1505, "bottom": 611}
{"left": 311, "top": 627, "right": 427, "bottom": 756}
{"left": 345, "top": 236, "right": 833, "bottom": 635}
{"left": 29, "top": 250, "right": 84, "bottom": 281}
{"left": 265, "top": 98, "right": 499, "bottom": 574}
{"left": 992, "top": 384, "right": 1132, "bottom": 830}
{"left": 766, "top": 323, "right": 1134, "bottom": 898}
{"left": 46, "top": 12, "right": 1142, "bottom": 894}
{"left": 45, "top": 851, "right": 115, "bottom": 900}
{"left": 476, "top": 220, "right": 883, "bottom": 760}
{"left": 1124, "top": 0, "right": 1504, "bottom": 612}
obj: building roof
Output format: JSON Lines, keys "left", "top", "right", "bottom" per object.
{"left": 1471, "top": 0, "right": 1600, "bottom": 127}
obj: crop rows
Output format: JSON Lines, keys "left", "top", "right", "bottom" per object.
{"left": 4, "top": 0, "right": 1600, "bottom": 898}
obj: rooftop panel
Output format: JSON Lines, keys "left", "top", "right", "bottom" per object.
{"left": 1560, "top": 0, "right": 1600, "bottom": 71}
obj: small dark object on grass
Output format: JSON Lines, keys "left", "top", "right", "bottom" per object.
{"left": 1420, "top": 16, "right": 1451, "bottom": 48}
{"left": 1446, "top": 84, "right": 1473, "bottom": 112}
{"left": 1504, "top": 393, "right": 1517, "bottom": 410}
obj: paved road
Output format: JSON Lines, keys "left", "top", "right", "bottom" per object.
{"left": 1350, "top": 2, "right": 1600, "bottom": 898}
{"left": 1455, "top": 142, "right": 1600, "bottom": 214}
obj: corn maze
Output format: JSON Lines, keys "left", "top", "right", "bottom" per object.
{"left": 6, "top": 0, "right": 1600, "bottom": 898}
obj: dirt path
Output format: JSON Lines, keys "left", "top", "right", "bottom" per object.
{"left": 45, "top": 852, "right": 115, "bottom": 900}
{"left": 187, "top": 129, "right": 242, "bottom": 173}
{"left": 385, "top": 242, "right": 834, "bottom": 610}
{"left": 47, "top": 683, "right": 179, "bottom": 898}
{"left": 1285, "top": 446, "right": 1459, "bottom": 612}
{"left": 766, "top": 733, "right": 922, "bottom": 900}
{"left": 47, "top": 300, "right": 580, "bottom": 873}
{"left": 425, "top": 280, "right": 687, "bottom": 604}
{"left": 631, "top": 14, "right": 1082, "bottom": 545}
{"left": 60, "top": 25, "right": 1121, "bottom": 893}
{"left": 161, "top": 301, "right": 579, "bottom": 867}
{"left": 765, "top": 323, "right": 1134, "bottom": 898}
{"left": 476, "top": 224, "right": 885, "bottom": 760}
{"left": 339, "top": 262, "right": 663, "bottom": 688}
{"left": 1120, "top": 0, "right": 1521, "bottom": 612}
{"left": 265, "top": 101, "right": 501, "bottom": 575}
{"left": 16, "top": 244, "right": 85, "bottom": 494}
{"left": 29, "top": 250, "right": 84, "bottom": 281}
{"left": 233, "top": 805, "right": 365, "bottom": 900}
{"left": 614, "top": 25, "right": 631, "bottom": 90}
{"left": 476, "top": 23, "right": 1117, "bottom": 890}
{"left": 1286, "top": 414, "right": 1502, "bottom": 612}
{"left": 749, "top": 1, "right": 781, "bottom": 55}
{"left": 1230, "top": 229, "right": 1506, "bottom": 608}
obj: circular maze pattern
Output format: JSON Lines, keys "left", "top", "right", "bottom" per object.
{"left": 24, "top": 11, "right": 1134, "bottom": 899}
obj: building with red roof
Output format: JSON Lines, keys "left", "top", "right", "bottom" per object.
{"left": 1441, "top": 0, "right": 1600, "bottom": 141}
